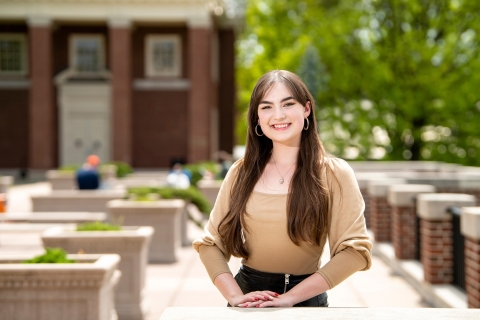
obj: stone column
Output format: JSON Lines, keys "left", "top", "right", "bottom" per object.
{"left": 187, "top": 16, "right": 212, "bottom": 163}
{"left": 461, "top": 207, "right": 480, "bottom": 308}
{"left": 108, "top": 18, "right": 132, "bottom": 163}
{"left": 368, "top": 179, "right": 406, "bottom": 242}
{"left": 355, "top": 173, "right": 389, "bottom": 229}
{"left": 388, "top": 184, "right": 436, "bottom": 260}
{"left": 417, "top": 193, "right": 476, "bottom": 284}
{"left": 28, "top": 17, "right": 55, "bottom": 169}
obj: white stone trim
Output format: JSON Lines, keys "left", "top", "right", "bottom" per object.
{"left": 367, "top": 178, "right": 407, "bottom": 197}
{"left": 0, "top": 79, "right": 30, "bottom": 88}
{"left": 27, "top": 15, "right": 52, "bottom": 27}
{"left": 107, "top": 17, "right": 132, "bottom": 29}
{"left": 461, "top": 207, "right": 480, "bottom": 239}
{"left": 133, "top": 78, "right": 190, "bottom": 90}
{"left": 387, "top": 184, "right": 436, "bottom": 207}
{"left": 417, "top": 193, "right": 476, "bottom": 221}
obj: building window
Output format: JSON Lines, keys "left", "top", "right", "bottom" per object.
{"left": 70, "top": 35, "right": 105, "bottom": 73}
{"left": 145, "top": 35, "right": 182, "bottom": 77}
{"left": 0, "top": 33, "right": 28, "bottom": 76}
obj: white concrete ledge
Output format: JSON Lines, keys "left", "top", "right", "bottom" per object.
{"left": 158, "top": 307, "right": 478, "bottom": 320}
{"left": 367, "top": 179, "right": 407, "bottom": 197}
{"left": 387, "top": 184, "right": 436, "bottom": 207}
{"left": 461, "top": 207, "right": 480, "bottom": 239}
{"left": 417, "top": 194, "right": 476, "bottom": 221}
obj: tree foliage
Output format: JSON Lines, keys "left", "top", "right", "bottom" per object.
{"left": 236, "top": 0, "right": 480, "bottom": 165}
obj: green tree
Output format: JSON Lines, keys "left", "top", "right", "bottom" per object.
{"left": 237, "top": 0, "right": 480, "bottom": 165}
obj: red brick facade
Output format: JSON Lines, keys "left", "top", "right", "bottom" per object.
{"left": 370, "top": 196, "right": 391, "bottom": 242}
{"left": 110, "top": 26, "right": 132, "bottom": 164}
{"left": 392, "top": 206, "right": 418, "bottom": 260}
{"left": 420, "top": 219, "right": 454, "bottom": 284}
{"left": 465, "top": 237, "right": 480, "bottom": 308}
{"left": 29, "top": 25, "right": 55, "bottom": 169}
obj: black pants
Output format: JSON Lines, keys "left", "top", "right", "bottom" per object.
{"left": 228, "top": 265, "right": 328, "bottom": 307}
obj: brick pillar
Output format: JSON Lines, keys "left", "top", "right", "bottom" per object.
{"left": 109, "top": 19, "right": 132, "bottom": 164}
{"left": 388, "top": 184, "right": 436, "bottom": 260}
{"left": 28, "top": 18, "right": 55, "bottom": 169}
{"left": 417, "top": 193, "right": 476, "bottom": 284}
{"left": 461, "top": 207, "right": 480, "bottom": 308}
{"left": 368, "top": 179, "right": 406, "bottom": 242}
{"left": 187, "top": 23, "right": 212, "bottom": 163}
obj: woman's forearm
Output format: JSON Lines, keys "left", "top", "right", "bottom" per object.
{"left": 213, "top": 273, "right": 244, "bottom": 306}
{"left": 281, "top": 273, "right": 330, "bottom": 306}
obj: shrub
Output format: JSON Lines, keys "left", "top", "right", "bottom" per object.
{"left": 127, "top": 186, "right": 212, "bottom": 215}
{"left": 183, "top": 162, "right": 220, "bottom": 186}
{"left": 76, "top": 221, "right": 121, "bottom": 231}
{"left": 59, "top": 161, "right": 133, "bottom": 178}
{"left": 23, "top": 248, "right": 75, "bottom": 264}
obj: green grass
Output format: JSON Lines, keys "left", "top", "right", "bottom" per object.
{"left": 76, "top": 221, "right": 122, "bottom": 231}
{"left": 22, "top": 248, "right": 76, "bottom": 264}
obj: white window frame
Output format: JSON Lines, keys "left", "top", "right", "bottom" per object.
{"left": 145, "top": 34, "right": 182, "bottom": 78}
{"left": 69, "top": 34, "right": 106, "bottom": 74}
{"left": 0, "top": 33, "right": 28, "bottom": 76}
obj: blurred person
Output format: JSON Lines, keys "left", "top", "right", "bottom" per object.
{"left": 216, "top": 150, "right": 233, "bottom": 179}
{"left": 193, "top": 70, "right": 372, "bottom": 308}
{"left": 76, "top": 155, "right": 101, "bottom": 190}
{"left": 167, "top": 163, "right": 191, "bottom": 189}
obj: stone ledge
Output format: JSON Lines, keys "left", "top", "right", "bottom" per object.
{"left": 387, "top": 184, "right": 436, "bottom": 207}
{"left": 417, "top": 194, "right": 476, "bottom": 221}
{"left": 461, "top": 207, "right": 480, "bottom": 239}
{"left": 158, "top": 306, "right": 477, "bottom": 320}
{"left": 367, "top": 179, "right": 407, "bottom": 197}
{"left": 373, "top": 241, "right": 467, "bottom": 309}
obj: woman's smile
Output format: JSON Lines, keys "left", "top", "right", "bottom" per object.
{"left": 271, "top": 123, "right": 291, "bottom": 130}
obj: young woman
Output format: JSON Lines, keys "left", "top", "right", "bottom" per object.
{"left": 193, "top": 70, "right": 372, "bottom": 308}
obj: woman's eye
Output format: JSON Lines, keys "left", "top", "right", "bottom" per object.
{"left": 260, "top": 105, "right": 271, "bottom": 110}
{"left": 284, "top": 103, "right": 294, "bottom": 107}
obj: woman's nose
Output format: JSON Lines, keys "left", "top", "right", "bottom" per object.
{"left": 273, "top": 106, "right": 285, "bottom": 119}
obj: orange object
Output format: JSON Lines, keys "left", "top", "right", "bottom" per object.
{"left": 0, "top": 193, "right": 6, "bottom": 213}
{"left": 86, "top": 155, "right": 101, "bottom": 166}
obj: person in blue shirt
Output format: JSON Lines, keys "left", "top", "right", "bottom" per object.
{"left": 76, "top": 155, "right": 101, "bottom": 190}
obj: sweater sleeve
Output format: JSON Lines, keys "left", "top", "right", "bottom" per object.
{"left": 192, "top": 160, "right": 241, "bottom": 282}
{"left": 316, "top": 158, "right": 372, "bottom": 289}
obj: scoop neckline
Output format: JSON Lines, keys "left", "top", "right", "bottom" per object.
{"left": 252, "top": 190, "right": 289, "bottom": 196}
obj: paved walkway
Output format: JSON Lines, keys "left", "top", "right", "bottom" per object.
{"left": 1, "top": 182, "right": 429, "bottom": 320}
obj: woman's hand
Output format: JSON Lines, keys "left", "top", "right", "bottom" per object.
{"left": 234, "top": 290, "right": 280, "bottom": 307}
{"left": 237, "top": 293, "right": 294, "bottom": 308}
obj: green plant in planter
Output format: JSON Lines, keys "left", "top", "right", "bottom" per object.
{"left": 23, "top": 247, "right": 76, "bottom": 264}
{"left": 127, "top": 186, "right": 212, "bottom": 215}
{"left": 59, "top": 161, "right": 133, "bottom": 178}
{"left": 76, "top": 221, "right": 122, "bottom": 231}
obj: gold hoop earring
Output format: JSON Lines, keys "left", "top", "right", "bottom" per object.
{"left": 304, "top": 118, "right": 310, "bottom": 130}
{"left": 255, "top": 124, "right": 264, "bottom": 136}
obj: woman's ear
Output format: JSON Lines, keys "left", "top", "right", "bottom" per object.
{"left": 304, "top": 101, "right": 312, "bottom": 117}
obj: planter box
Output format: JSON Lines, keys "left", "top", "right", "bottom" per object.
{"left": 197, "top": 179, "right": 222, "bottom": 207}
{"left": 108, "top": 199, "right": 185, "bottom": 263}
{"left": 0, "top": 254, "right": 120, "bottom": 320}
{"left": 0, "top": 212, "right": 107, "bottom": 224}
{"left": 31, "top": 190, "right": 126, "bottom": 212}
{"left": 42, "top": 226, "right": 154, "bottom": 320}
{"left": 0, "top": 175, "right": 14, "bottom": 194}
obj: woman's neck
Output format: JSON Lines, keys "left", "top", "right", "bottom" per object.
{"left": 271, "top": 143, "right": 300, "bottom": 166}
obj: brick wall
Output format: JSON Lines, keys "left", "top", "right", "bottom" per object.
{"left": 436, "top": 187, "right": 480, "bottom": 206}
{"left": 465, "top": 237, "right": 480, "bottom": 308}
{"left": 392, "top": 206, "right": 417, "bottom": 259}
{"left": 370, "top": 196, "right": 391, "bottom": 242}
{"left": 360, "top": 188, "right": 370, "bottom": 228}
{"left": 420, "top": 219, "right": 454, "bottom": 284}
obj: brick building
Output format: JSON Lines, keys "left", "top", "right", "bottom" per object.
{"left": 0, "top": 0, "right": 241, "bottom": 169}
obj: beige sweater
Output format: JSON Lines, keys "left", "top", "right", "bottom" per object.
{"left": 192, "top": 157, "right": 372, "bottom": 289}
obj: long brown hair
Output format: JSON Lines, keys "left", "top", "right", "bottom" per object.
{"left": 218, "top": 70, "right": 333, "bottom": 259}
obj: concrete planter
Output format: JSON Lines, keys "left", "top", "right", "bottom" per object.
{"left": 0, "top": 254, "right": 120, "bottom": 320}
{"left": 197, "top": 179, "right": 222, "bottom": 207}
{"left": 0, "top": 212, "right": 107, "bottom": 224}
{"left": 42, "top": 226, "right": 154, "bottom": 320}
{"left": 108, "top": 199, "right": 186, "bottom": 263}
{"left": 0, "top": 175, "right": 14, "bottom": 194}
{"left": 31, "top": 190, "right": 126, "bottom": 212}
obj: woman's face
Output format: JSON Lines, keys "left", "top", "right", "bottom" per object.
{"left": 257, "top": 82, "right": 311, "bottom": 147}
